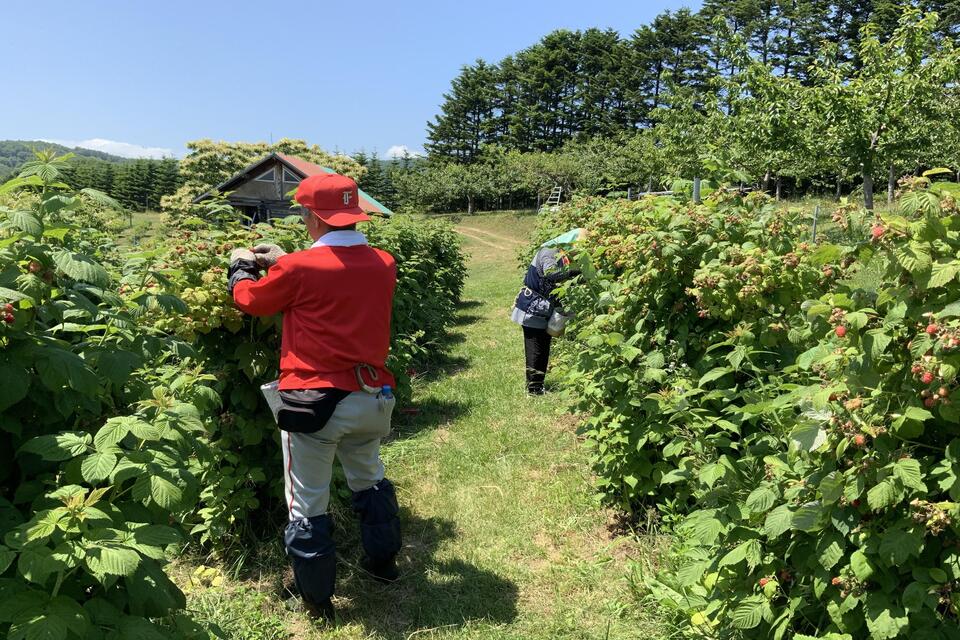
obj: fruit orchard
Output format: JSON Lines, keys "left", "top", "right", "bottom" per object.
{"left": 0, "top": 152, "right": 465, "bottom": 639}
{"left": 532, "top": 176, "right": 960, "bottom": 637}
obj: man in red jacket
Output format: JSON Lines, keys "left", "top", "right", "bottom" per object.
{"left": 227, "top": 173, "right": 401, "bottom": 622}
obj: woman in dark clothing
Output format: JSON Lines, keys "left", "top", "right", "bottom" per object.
{"left": 511, "top": 233, "right": 582, "bottom": 394}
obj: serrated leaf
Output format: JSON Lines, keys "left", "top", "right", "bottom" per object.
{"left": 0, "top": 545, "right": 15, "bottom": 573}
{"left": 131, "top": 525, "right": 180, "bottom": 547}
{"left": 879, "top": 526, "right": 923, "bottom": 565}
{"left": 928, "top": 261, "right": 959, "bottom": 288}
{"left": 851, "top": 549, "right": 874, "bottom": 580}
{"left": 0, "top": 363, "right": 30, "bottom": 411}
{"left": 730, "top": 595, "right": 765, "bottom": 629}
{"left": 18, "top": 545, "right": 66, "bottom": 584}
{"left": 793, "top": 501, "right": 824, "bottom": 532}
{"left": 51, "top": 250, "right": 109, "bottom": 287}
{"left": 149, "top": 475, "right": 182, "bottom": 510}
{"left": 18, "top": 432, "right": 90, "bottom": 462}
{"left": 893, "top": 458, "right": 926, "bottom": 492}
{"left": 4, "top": 209, "right": 43, "bottom": 237}
{"left": 93, "top": 417, "right": 138, "bottom": 450}
{"left": 84, "top": 545, "right": 140, "bottom": 578}
{"left": 867, "top": 479, "right": 902, "bottom": 510}
{"left": 746, "top": 486, "right": 778, "bottom": 513}
{"left": 790, "top": 422, "right": 827, "bottom": 452}
{"left": 80, "top": 453, "right": 117, "bottom": 483}
{"left": 817, "top": 532, "right": 845, "bottom": 570}
{"left": 765, "top": 504, "right": 793, "bottom": 539}
{"left": 864, "top": 593, "right": 908, "bottom": 640}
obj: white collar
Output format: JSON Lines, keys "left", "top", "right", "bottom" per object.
{"left": 311, "top": 230, "right": 368, "bottom": 248}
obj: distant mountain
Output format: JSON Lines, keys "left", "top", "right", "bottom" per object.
{"left": 0, "top": 140, "right": 130, "bottom": 181}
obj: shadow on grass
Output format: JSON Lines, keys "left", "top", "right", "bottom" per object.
{"left": 390, "top": 397, "right": 470, "bottom": 438}
{"left": 335, "top": 510, "right": 519, "bottom": 637}
{"left": 456, "top": 299, "right": 483, "bottom": 311}
{"left": 249, "top": 508, "right": 518, "bottom": 638}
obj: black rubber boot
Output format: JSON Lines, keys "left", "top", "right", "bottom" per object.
{"left": 284, "top": 514, "right": 337, "bottom": 609}
{"left": 352, "top": 478, "right": 402, "bottom": 581}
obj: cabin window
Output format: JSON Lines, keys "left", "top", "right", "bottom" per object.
{"left": 282, "top": 168, "right": 301, "bottom": 184}
{"left": 254, "top": 168, "right": 276, "bottom": 182}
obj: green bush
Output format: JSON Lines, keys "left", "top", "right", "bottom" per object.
{"left": 538, "top": 182, "right": 960, "bottom": 637}
{"left": 0, "top": 154, "right": 466, "bottom": 638}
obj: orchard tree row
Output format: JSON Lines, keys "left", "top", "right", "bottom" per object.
{"left": 401, "top": 7, "right": 960, "bottom": 212}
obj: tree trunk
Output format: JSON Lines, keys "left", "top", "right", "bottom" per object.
{"left": 887, "top": 164, "right": 896, "bottom": 205}
{"left": 775, "top": 176, "right": 782, "bottom": 201}
{"left": 835, "top": 177, "right": 842, "bottom": 201}
{"left": 467, "top": 194, "right": 475, "bottom": 215}
{"left": 863, "top": 171, "right": 874, "bottom": 211}
{"left": 762, "top": 169, "right": 771, "bottom": 194}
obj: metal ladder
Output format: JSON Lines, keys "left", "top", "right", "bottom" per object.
{"left": 538, "top": 186, "right": 562, "bottom": 213}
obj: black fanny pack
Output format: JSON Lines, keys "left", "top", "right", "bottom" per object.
{"left": 277, "top": 388, "right": 351, "bottom": 433}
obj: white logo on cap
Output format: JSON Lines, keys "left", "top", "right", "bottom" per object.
{"left": 343, "top": 191, "right": 352, "bottom": 205}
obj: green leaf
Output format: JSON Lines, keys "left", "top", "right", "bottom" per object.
{"left": 699, "top": 367, "right": 733, "bottom": 386}
{"left": 867, "top": 479, "right": 902, "bottom": 511}
{"left": 850, "top": 549, "right": 874, "bottom": 580}
{"left": 864, "top": 593, "right": 908, "bottom": 640}
{"left": 792, "top": 502, "right": 824, "bottom": 532}
{"left": 0, "top": 545, "right": 15, "bottom": 574}
{"left": 51, "top": 250, "right": 109, "bottom": 287}
{"left": 746, "top": 486, "right": 778, "bottom": 514}
{"left": 94, "top": 416, "right": 139, "bottom": 450}
{"left": 80, "top": 453, "right": 117, "bottom": 483}
{"left": 148, "top": 475, "right": 182, "bottom": 510}
{"left": 817, "top": 532, "right": 846, "bottom": 570}
{"left": 18, "top": 432, "right": 91, "bottom": 462}
{"left": 864, "top": 330, "right": 892, "bottom": 360}
{"left": 928, "top": 260, "right": 959, "bottom": 288}
{"left": 3, "top": 209, "right": 42, "bottom": 237}
{"left": 131, "top": 525, "right": 181, "bottom": 547}
{"left": 0, "top": 363, "right": 30, "bottom": 411}
{"left": 878, "top": 527, "right": 923, "bottom": 566}
{"left": 730, "top": 595, "right": 766, "bottom": 629}
{"left": 790, "top": 422, "right": 827, "bottom": 452}
{"left": 764, "top": 504, "right": 793, "bottom": 539}
{"left": 893, "top": 458, "right": 926, "bottom": 492}
{"left": 18, "top": 545, "right": 66, "bottom": 584}
{"left": 895, "top": 242, "right": 932, "bottom": 277}
{"left": 84, "top": 545, "right": 141, "bottom": 578}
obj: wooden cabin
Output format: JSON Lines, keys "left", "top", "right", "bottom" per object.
{"left": 193, "top": 153, "right": 392, "bottom": 223}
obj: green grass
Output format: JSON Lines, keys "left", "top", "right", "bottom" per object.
{"left": 178, "top": 211, "right": 666, "bottom": 639}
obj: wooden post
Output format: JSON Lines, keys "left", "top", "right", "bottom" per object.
{"left": 627, "top": 187, "right": 632, "bottom": 200}
{"left": 812, "top": 204, "right": 820, "bottom": 242}
{"left": 693, "top": 177, "right": 702, "bottom": 204}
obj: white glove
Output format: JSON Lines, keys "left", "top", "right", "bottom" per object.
{"left": 252, "top": 243, "right": 287, "bottom": 269}
{"left": 230, "top": 248, "right": 256, "bottom": 264}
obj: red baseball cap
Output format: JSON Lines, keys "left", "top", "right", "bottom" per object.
{"left": 295, "top": 173, "right": 371, "bottom": 226}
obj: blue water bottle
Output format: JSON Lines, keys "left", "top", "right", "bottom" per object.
{"left": 381, "top": 385, "right": 393, "bottom": 399}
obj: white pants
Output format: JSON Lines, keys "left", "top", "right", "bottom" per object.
{"left": 280, "top": 391, "right": 395, "bottom": 521}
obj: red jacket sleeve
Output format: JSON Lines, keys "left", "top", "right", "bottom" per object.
{"left": 232, "top": 258, "right": 299, "bottom": 316}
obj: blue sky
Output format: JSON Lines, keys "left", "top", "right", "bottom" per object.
{"left": 2, "top": 0, "right": 699, "bottom": 159}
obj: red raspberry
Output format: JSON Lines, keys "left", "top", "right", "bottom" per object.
{"left": 835, "top": 326, "right": 847, "bottom": 338}
{"left": 3, "top": 303, "right": 12, "bottom": 313}
{"left": 922, "top": 371, "right": 935, "bottom": 385}
{"left": 871, "top": 225, "right": 885, "bottom": 240}
{"left": 926, "top": 324, "right": 939, "bottom": 335}
{"left": 3, "top": 313, "right": 14, "bottom": 324}
{"left": 925, "top": 396, "right": 937, "bottom": 408}
{"left": 853, "top": 434, "right": 866, "bottom": 447}
{"left": 759, "top": 577, "right": 770, "bottom": 587}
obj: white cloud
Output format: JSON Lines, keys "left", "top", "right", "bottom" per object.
{"left": 41, "top": 138, "right": 176, "bottom": 159}
{"left": 385, "top": 145, "right": 422, "bottom": 159}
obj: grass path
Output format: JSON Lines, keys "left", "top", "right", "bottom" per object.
{"left": 184, "top": 213, "right": 662, "bottom": 640}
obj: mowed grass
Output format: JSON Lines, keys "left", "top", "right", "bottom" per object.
{"left": 177, "top": 211, "right": 666, "bottom": 639}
